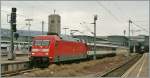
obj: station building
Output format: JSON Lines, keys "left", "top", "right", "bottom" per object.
{"left": 107, "top": 35, "right": 128, "bottom": 47}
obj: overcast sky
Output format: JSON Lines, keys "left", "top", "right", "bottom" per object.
{"left": 1, "top": 1, "right": 149, "bottom": 36}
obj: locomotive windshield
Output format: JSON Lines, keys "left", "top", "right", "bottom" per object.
{"left": 34, "top": 40, "right": 50, "bottom": 46}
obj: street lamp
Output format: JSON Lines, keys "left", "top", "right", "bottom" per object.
{"left": 80, "top": 22, "right": 93, "bottom": 35}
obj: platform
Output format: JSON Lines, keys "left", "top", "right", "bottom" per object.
{"left": 1, "top": 56, "right": 30, "bottom": 76}
{"left": 122, "top": 53, "right": 149, "bottom": 78}
{"left": 1, "top": 56, "right": 29, "bottom": 64}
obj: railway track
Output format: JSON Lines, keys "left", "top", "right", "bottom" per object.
{"left": 2, "top": 54, "right": 142, "bottom": 77}
{"left": 2, "top": 68, "right": 34, "bottom": 77}
{"left": 100, "top": 54, "right": 143, "bottom": 77}
{"left": 1, "top": 54, "right": 115, "bottom": 77}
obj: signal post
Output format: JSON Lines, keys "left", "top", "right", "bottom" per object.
{"left": 8, "top": 8, "right": 17, "bottom": 60}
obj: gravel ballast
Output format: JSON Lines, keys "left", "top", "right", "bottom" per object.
{"left": 23, "top": 54, "right": 134, "bottom": 77}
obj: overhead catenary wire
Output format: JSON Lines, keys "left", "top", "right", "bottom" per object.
{"left": 1, "top": 9, "right": 49, "bottom": 24}
{"left": 2, "top": 10, "right": 49, "bottom": 31}
{"left": 132, "top": 21, "right": 149, "bottom": 32}
{"left": 80, "top": 22, "right": 93, "bottom": 35}
{"left": 96, "top": 1, "right": 130, "bottom": 35}
{"left": 96, "top": 1, "right": 124, "bottom": 24}
{"left": 2, "top": 7, "right": 114, "bottom": 36}
{"left": 1, "top": 10, "right": 28, "bottom": 18}
{"left": 114, "top": 2, "right": 128, "bottom": 21}
{"left": 96, "top": 1, "right": 148, "bottom": 35}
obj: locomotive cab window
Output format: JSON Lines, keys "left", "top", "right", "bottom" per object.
{"left": 34, "top": 40, "right": 50, "bottom": 46}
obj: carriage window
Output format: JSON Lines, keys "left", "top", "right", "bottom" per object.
{"left": 112, "top": 48, "right": 116, "bottom": 51}
{"left": 34, "top": 40, "right": 50, "bottom": 46}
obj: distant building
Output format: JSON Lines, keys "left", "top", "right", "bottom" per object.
{"left": 130, "top": 35, "right": 149, "bottom": 52}
{"left": 130, "top": 35, "right": 148, "bottom": 47}
{"left": 107, "top": 35, "right": 128, "bottom": 47}
{"left": 144, "top": 36, "right": 149, "bottom": 47}
{"left": 96, "top": 36, "right": 108, "bottom": 41}
{"left": 1, "top": 28, "right": 47, "bottom": 42}
{"left": 144, "top": 36, "right": 149, "bottom": 51}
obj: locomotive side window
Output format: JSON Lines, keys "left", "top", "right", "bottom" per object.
{"left": 34, "top": 40, "right": 50, "bottom": 46}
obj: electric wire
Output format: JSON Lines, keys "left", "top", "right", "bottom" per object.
{"left": 96, "top": 1, "right": 149, "bottom": 35}
{"left": 132, "top": 21, "right": 149, "bottom": 32}
{"left": 1, "top": 10, "right": 49, "bottom": 31}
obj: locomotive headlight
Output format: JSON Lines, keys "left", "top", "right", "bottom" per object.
{"left": 31, "top": 52, "right": 35, "bottom": 55}
{"left": 42, "top": 49, "right": 49, "bottom": 52}
{"left": 50, "top": 57, "right": 52, "bottom": 59}
{"left": 45, "top": 53, "right": 49, "bottom": 55}
{"left": 32, "top": 49, "right": 39, "bottom": 52}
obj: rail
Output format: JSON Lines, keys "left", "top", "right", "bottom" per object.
{"left": 101, "top": 54, "right": 142, "bottom": 77}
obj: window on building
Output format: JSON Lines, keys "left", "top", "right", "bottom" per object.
{"left": 58, "top": 20, "right": 60, "bottom": 23}
{"left": 51, "top": 20, "right": 54, "bottom": 23}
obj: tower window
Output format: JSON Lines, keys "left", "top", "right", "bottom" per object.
{"left": 58, "top": 20, "right": 60, "bottom": 23}
{"left": 51, "top": 20, "right": 54, "bottom": 23}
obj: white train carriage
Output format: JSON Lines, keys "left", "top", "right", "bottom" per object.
{"left": 87, "top": 43, "right": 118, "bottom": 58}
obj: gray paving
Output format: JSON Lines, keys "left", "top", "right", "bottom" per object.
{"left": 1, "top": 56, "right": 29, "bottom": 64}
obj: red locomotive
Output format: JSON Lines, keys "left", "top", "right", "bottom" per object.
{"left": 30, "top": 35, "right": 88, "bottom": 67}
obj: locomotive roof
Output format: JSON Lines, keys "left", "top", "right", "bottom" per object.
{"left": 33, "top": 35, "right": 81, "bottom": 42}
{"left": 33, "top": 35, "right": 61, "bottom": 40}
{"left": 60, "top": 35, "right": 80, "bottom": 42}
